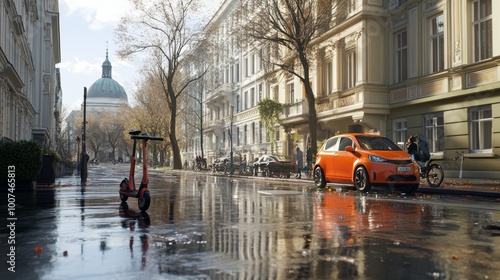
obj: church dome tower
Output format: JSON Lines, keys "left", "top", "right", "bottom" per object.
{"left": 86, "top": 49, "right": 128, "bottom": 112}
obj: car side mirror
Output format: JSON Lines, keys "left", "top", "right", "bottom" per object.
{"left": 345, "top": 146, "right": 355, "bottom": 152}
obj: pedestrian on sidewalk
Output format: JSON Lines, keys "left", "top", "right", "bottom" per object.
{"left": 306, "top": 143, "right": 312, "bottom": 173}
{"left": 296, "top": 147, "right": 303, "bottom": 179}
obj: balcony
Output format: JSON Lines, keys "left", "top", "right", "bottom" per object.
{"left": 204, "top": 119, "right": 223, "bottom": 135}
{"left": 205, "top": 83, "right": 232, "bottom": 105}
{"left": 282, "top": 100, "right": 308, "bottom": 118}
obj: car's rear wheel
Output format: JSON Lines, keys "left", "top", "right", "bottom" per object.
{"left": 354, "top": 166, "right": 371, "bottom": 192}
{"left": 314, "top": 166, "right": 326, "bottom": 188}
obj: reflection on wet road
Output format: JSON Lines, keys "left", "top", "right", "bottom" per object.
{"left": 0, "top": 164, "right": 499, "bottom": 279}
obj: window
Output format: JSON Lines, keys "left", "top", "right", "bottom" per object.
{"left": 392, "top": 118, "right": 407, "bottom": 145}
{"left": 430, "top": 14, "right": 444, "bottom": 73}
{"left": 235, "top": 62, "right": 240, "bottom": 82}
{"left": 469, "top": 105, "right": 492, "bottom": 152}
{"left": 395, "top": 30, "right": 408, "bottom": 82}
{"left": 243, "top": 57, "right": 248, "bottom": 77}
{"left": 287, "top": 82, "right": 294, "bottom": 103}
{"left": 323, "top": 59, "right": 333, "bottom": 95}
{"left": 244, "top": 91, "right": 248, "bottom": 110}
{"left": 472, "top": 0, "right": 492, "bottom": 62}
{"left": 243, "top": 125, "right": 247, "bottom": 145}
{"left": 250, "top": 88, "right": 255, "bottom": 107}
{"left": 424, "top": 112, "right": 444, "bottom": 153}
{"left": 250, "top": 53, "right": 255, "bottom": 75}
{"left": 344, "top": 48, "right": 356, "bottom": 89}
{"left": 236, "top": 127, "right": 240, "bottom": 146}
{"left": 259, "top": 122, "right": 263, "bottom": 143}
{"left": 324, "top": 137, "right": 339, "bottom": 151}
{"left": 258, "top": 84, "right": 263, "bottom": 102}
{"left": 252, "top": 122, "right": 256, "bottom": 144}
{"left": 257, "top": 49, "right": 262, "bottom": 71}
{"left": 273, "top": 85, "right": 279, "bottom": 100}
{"left": 236, "top": 95, "right": 240, "bottom": 113}
{"left": 230, "top": 65, "right": 234, "bottom": 83}
{"left": 347, "top": 0, "right": 357, "bottom": 14}
{"left": 339, "top": 137, "right": 354, "bottom": 151}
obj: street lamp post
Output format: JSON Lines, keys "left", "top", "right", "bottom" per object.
{"left": 229, "top": 105, "right": 234, "bottom": 175}
{"left": 76, "top": 136, "right": 81, "bottom": 175}
{"left": 81, "top": 87, "right": 88, "bottom": 184}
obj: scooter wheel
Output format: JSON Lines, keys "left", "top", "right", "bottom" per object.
{"left": 138, "top": 190, "right": 151, "bottom": 212}
{"left": 119, "top": 179, "right": 129, "bottom": 202}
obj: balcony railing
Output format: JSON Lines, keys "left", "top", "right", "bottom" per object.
{"left": 282, "top": 100, "right": 308, "bottom": 118}
{"left": 206, "top": 83, "right": 232, "bottom": 103}
{"left": 316, "top": 93, "right": 358, "bottom": 113}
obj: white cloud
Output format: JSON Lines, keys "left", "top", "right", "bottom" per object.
{"left": 58, "top": 57, "right": 101, "bottom": 76}
{"left": 61, "top": 0, "right": 130, "bottom": 29}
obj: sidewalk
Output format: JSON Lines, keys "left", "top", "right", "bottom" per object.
{"left": 418, "top": 177, "right": 500, "bottom": 198}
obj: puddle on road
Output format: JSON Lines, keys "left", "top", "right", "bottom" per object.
{"left": 2, "top": 169, "right": 498, "bottom": 280}
{"left": 258, "top": 190, "right": 302, "bottom": 196}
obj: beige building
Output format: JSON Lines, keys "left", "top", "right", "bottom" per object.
{"left": 189, "top": 0, "right": 500, "bottom": 179}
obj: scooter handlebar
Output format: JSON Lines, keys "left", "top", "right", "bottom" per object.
{"left": 131, "top": 134, "right": 164, "bottom": 141}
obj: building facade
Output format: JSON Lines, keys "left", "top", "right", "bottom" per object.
{"left": 188, "top": 0, "right": 500, "bottom": 179}
{"left": 0, "top": 0, "right": 61, "bottom": 147}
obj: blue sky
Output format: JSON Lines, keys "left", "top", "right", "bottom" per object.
{"left": 57, "top": 0, "right": 223, "bottom": 113}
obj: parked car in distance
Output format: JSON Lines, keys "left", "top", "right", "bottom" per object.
{"left": 211, "top": 156, "right": 240, "bottom": 174}
{"left": 253, "top": 155, "right": 297, "bottom": 178}
{"left": 313, "top": 133, "right": 420, "bottom": 193}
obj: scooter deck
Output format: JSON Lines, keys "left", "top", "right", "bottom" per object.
{"left": 119, "top": 189, "right": 139, "bottom": 197}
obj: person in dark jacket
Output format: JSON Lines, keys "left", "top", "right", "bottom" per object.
{"left": 407, "top": 135, "right": 421, "bottom": 161}
{"left": 296, "top": 147, "right": 303, "bottom": 179}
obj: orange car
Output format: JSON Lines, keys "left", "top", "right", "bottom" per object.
{"left": 313, "top": 133, "right": 420, "bottom": 193}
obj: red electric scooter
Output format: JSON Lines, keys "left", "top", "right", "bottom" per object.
{"left": 119, "top": 129, "right": 163, "bottom": 211}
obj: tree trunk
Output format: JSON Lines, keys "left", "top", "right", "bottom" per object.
{"left": 167, "top": 85, "right": 182, "bottom": 169}
{"left": 300, "top": 53, "right": 318, "bottom": 157}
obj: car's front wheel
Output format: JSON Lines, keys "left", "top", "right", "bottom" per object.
{"left": 314, "top": 166, "right": 326, "bottom": 188}
{"left": 265, "top": 166, "right": 272, "bottom": 177}
{"left": 354, "top": 166, "right": 371, "bottom": 192}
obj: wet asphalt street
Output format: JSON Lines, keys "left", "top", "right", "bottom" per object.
{"left": 1, "top": 163, "right": 499, "bottom": 279}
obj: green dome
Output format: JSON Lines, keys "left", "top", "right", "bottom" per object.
{"left": 87, "top": 49, "right": 128, "bottom": 101}
{"left": 88, "top": 77, "right": 128, "bottom": 100}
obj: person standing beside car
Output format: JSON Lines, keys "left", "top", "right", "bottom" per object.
{"left": 306, "top": 143, "right": 312, "bottom": 172}
{"left": 407, "top": 135, "right": 421, "bottom": 161}
{"left": 296, "top": 147, "right": 303, "bottom": 179}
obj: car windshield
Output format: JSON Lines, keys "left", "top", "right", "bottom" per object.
{"left": 275, "top": 156, "right": 289, "bottom": 161}
{"left": 265, "top": 155, "right": 288, "bottom": 162}
{"left": 355, "top": 135, "right": 402, "bottom": 151}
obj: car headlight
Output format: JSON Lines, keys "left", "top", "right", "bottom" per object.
{"left": 369, "top": 155, "right": 387, "bottom": 162}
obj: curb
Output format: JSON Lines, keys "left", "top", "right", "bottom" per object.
{"left": 417, "top": 186, "right": 500, "bottom": 198}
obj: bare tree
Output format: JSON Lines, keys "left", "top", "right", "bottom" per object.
{"left": 131, "top": 71, "right": 171, "bottom": 165}
{"left": 115, "top": 0, "right": 208, "bottom": 169}
{"left": 101, "top": 111, "right": 126, "bottom": 162}
{"left": 86, "top": 112, "right": 107, "bottom": 160}
{"left": 236, "top": 0, "right": 340, "bottom": 156}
